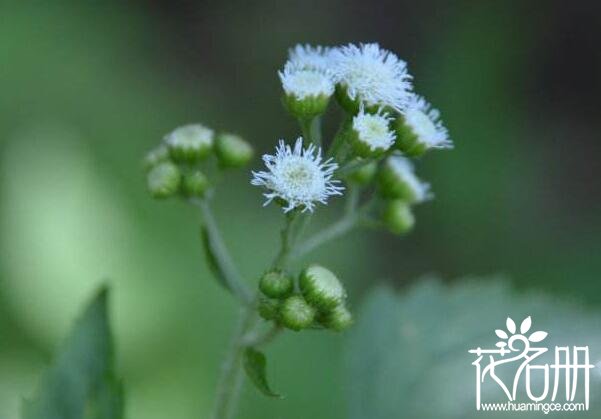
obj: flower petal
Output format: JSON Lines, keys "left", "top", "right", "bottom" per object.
{"left": 520, "top": 316, "right": 532, "bottom": 334}
{"left": 528, "top": 331, "right": 548, "bottom": 343}
{"left": 506, "top": 317, "right": 516, "bottom": 334}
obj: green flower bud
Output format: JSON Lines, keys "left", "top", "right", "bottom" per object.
{"left": 164, "top": 124, "right": 214, "bottom": 163}
{"left": 280, "top": 63, "right": 333, "bottom": 118}
{"left": 300, "top": 265, "right": 346, "bottom": 310}
{"left": 377, "top": 156, "right": 431, "bottom": 203}
{"left": 258, "top": 298, "right": 280, "bottom": 321}
{"left": 259, "top": 270, "right": 293, "bottom": 299}
{"left": 143, "top": 144, "right": 170, "bottom": 171}
{"left": 147, "top": 162, "right": 181, "bottom": 199}
{"left": 320, "top": 304, "right": 353, "bottom": 332}
{"left": 280, "top": 295, "right": 316, "bottom": 331}
{"left": 382, "top": 199, "right": 415, "bottom": 235}
{"left": 347, "top": 160, "right": 378, "bottom": 185}
{"left": 283, "top": 94, "right": 331, "bottom": 119}
{"left": 215, "top": 133, "right": 254, "bottom": 168}
{"left": 183, "top": 171, "right": 210, "bottom": 197}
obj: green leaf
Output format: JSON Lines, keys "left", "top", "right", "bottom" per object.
{"left": 243, "top": 347, "right": 281, "bottom": 398}
{"left": 22, "top": 286, "right": 124, "bottom": 419}
{"left": 347, "top": 278, "right": 601, "bottom": 419}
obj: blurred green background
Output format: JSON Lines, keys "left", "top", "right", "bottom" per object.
{"left": 1, "top": 1, "right": 600, "bottom": 418}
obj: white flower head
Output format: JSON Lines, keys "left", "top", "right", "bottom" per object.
{"left": 386, "top": 155, "right": 432, "bottom": 203}
{"left": 352, "top": 107, "right": 396, "bottom": 153}
{"left": 288, "top": 44, "right": 333, "bottom": 72}
{"left": 404, "top": 95, "right": 452, "bottom": 149}
{"left": 331, "top": 43, "right": 413, "bottom": 111}
{"left": 251, "top": 138, "right": 344, "bottom": 213}
{"left": 164, "top": 124, "right": 214, "bottom": 151}
{"left": 279, "top": 61, "right": 334, "bottom": 100}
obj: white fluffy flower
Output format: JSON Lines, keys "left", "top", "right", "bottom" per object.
{"left": 403, "top": 95, "right": 452, "bottom": 149}
{"left": 279, "top": 62, "right": 334, "bottom": 100}
{"left": 288, "top": 44, "right": 333, "bottom": 72}
{"left": 352, "top": 108, "right": 396, "bottom": 154}
{"left": 387, "top": 155, "right": 432, "bottom": 202}
{"left": 331, "top": 43, "right": 413, "bottom": 111}
{"left": 251, "top": 138, "right": 344, "bottom": 212}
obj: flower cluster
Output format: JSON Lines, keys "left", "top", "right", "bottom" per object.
{"left": 252, "top": 42, "right": 453, "bottom": 233}
{"left": 258, "top": 265, "right": 352, "bottom": 332}
{"left": 143, "top": 42, "right": 455, "bottom": 404}
{"left": 144, "top": 124, "right": 254, "bottom": 200}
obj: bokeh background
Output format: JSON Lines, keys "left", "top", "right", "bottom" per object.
{"left": 1, "top": 1, "right": 600, "bottom": 418}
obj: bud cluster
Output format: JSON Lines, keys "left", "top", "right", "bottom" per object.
{"left": 144, "top": 123, "right": 254, "bottom": 200}
{"left": 258, "top": 265, "right": 352, "bottom": 332}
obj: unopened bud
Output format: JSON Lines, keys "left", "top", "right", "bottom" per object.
{"left": 300, "top": 265, "right": 346, "bottom": 310}
{"left": 215, "top": 133, "right": 254, "bottom": 168}
{"left": 143, "top": 144, "right": 169, "bottom": 171}
{"left": 280, "top": 295, "right": 316, "bottom": 331}
{"left": 382, "top": 199, "right": 415, "bottom": 235}
{"left": 258, "top": 298, "right": 280, "bottom": 321}
{"left": 320, "top": 304, "right": 353, "bottom": 332}
{"left": 183, "top": 171, "right": 210, "bottom": 197}
{"left": 259, "top": 270, "right": 293, "bottom": 299}
{"left": 164, "top": 124, "right": 214, "bottom": 163}
{"left": 147, "top": 162, "right": 181, "bottom": 199}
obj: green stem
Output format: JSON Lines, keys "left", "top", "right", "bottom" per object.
{"left": 327, "top": 115, "right": 351, "bottom": 158}
{"left": 272, "top": 211, "right": 299, "bottom": 269}
{"left": 292, "top": 188, "right": 371, "bottom": 260}
{"left": 298, "top": 116, "right": 322, "bottom": 146}
{"left": 292, "top": 213, "right": 358, "bottom": 260}
{"left": 210, "top": 306, "right": 257, "bottom": 419}
{"left": 242, "top": 324, "right": 283, "bottom": 347}
{"left": 194, "top": 198, "right": 253, "bottom": 305}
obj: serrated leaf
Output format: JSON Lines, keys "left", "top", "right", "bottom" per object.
{"left": 243, "top": 347, "right": 281, "bottom": 398}
{"left": 520, "top": 316, "right": 532, "bottom": 334}
{"left": 346, "top": 278, "right": 601, "bottom": 419}
{"left": 22, "top": 287, "right": 124, "bottom": 419}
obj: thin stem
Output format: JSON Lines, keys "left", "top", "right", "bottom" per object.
{"left": 193, "top": 198, "right": 254, "bottom": 305}
{"left": 292, "top": 188, "right": 365, "bottom": 261}
{"left": 210, "top": 306, "right": 257, "bottom": 419}
{"left": 299, "top": 116, "right": 322, "bottom": 146}
{"left": 242, "top": 324, "right": 283, "bottom": 347}
{"left": 336, "top": 149, "right": 392, "bottom": 178}
{"left": 336, "top": 158, "right": 372, "bottom": 177}
{"left": 272, "top": 211, "right": 299, "bottom": 269}
{"left": 292, "top": 213, "right": 358, "bottom": 260}
{"left": 327, "top": 115, "right": 351, "bottom": 158}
